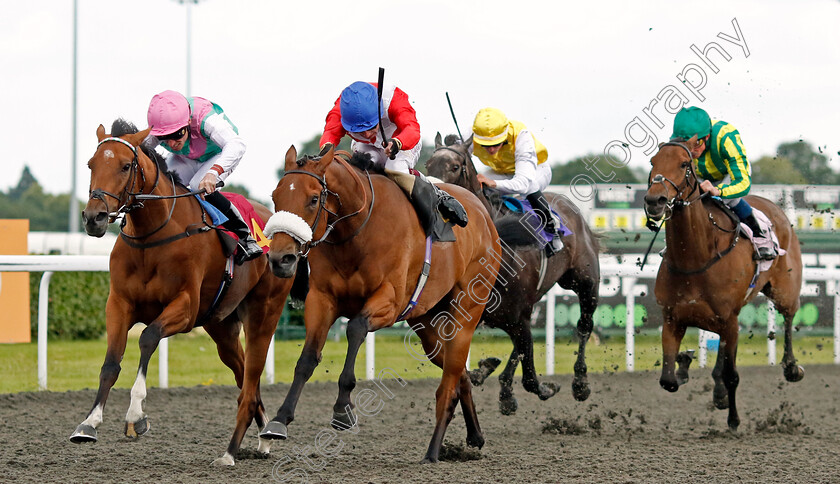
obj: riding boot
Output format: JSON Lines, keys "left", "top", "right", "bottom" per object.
{"left": 205, "top": 191, "right": 264, "bottom": 265}
{"left": 386, "top": 170, "right": 468, "bottom": 241}
{"left": 526, "top": 191, "right": 564, "bottom": 257}
{"left": 742, "top": 213, "right": 776, "bottom": 261}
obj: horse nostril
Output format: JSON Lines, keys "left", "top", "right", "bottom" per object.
{"left": 280, "top": 254, "right": 297, "bottom": 266}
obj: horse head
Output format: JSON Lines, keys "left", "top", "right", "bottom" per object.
{"left": 643, "top": 136, "right": 700, "bottom": 223}
{"left": 265, "top": 143, "right": 338, "bottom": 278}
{"left": 82, "top": 124, "right": 151, "bottom": 237}
{"left": 426, "top": 132, "right": 484, "bottom": 192}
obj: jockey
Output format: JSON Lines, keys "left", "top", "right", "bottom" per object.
{"left": 146, "top": 90, "right": 263, "bottom": 265}
{"left": 671, "top": 106, "right": 775, "bottom": 260}
{"left": 320, "top": 81, "right": 468, "bottom": 237}
{"left": 471, "top": 107, "right": 564, "bottom": 256}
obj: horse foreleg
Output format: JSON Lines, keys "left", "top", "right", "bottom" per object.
{"left": 720, "top": 323, "right": 740, "bottom": 431}
{"left": 262, "top": 292, "right": 336, "bottom": 440}
{"left": 70, "top": 298, "right": 132, "bottom": 443}
{"left": 659, "top": 315, "right": 686, "bottom": 392}
{"left": 498, "top": 336, "right": 521, "bottom": 416}
{"left": 216, "top": 294, "right": 285, "bottom": 467}
{"left": 516, "top": 312, "right": 559, "bottom": 402}
{"left": 331, "top": 315, "right": 369, "bottom": 431}
{"left": 711, "top": 348, "right": 728, "bottom": 409}
{"left": 204, "top": 317, "right": 245, "bottom": 388}
{"left": 125, "top": 295, "right": 193, "bottom": 439}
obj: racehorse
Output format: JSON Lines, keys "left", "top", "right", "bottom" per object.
{"left": 425, "top": 133, "right": 601, "bottom": 414}
{"left": 73, "top": 120, "right": 293, "bottom": 466}
{"left": 261, "top": 144, "right": 501, "bottom": 463}
{"left": 644, "top": 138, "right": 804, "bottom": 430}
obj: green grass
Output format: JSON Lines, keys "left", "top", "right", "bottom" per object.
{"left": 0, "top": 329, "right": 835, "bottom": 394}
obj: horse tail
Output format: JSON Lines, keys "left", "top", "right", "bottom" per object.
{"left": 493, "top": 214, "right": 545, "bottom": 249}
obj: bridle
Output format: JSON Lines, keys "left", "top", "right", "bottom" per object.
{"left": 429, "top": 145, "right": 470, "bottom": 187}
{"left": 644, "top": 141, "right": 705, "bottom": 224}
{"left": 89, "top": 136, "right": 211, "bottom": 244}
{"left": 281, "top": 154, "right": 374, "bottom": 257}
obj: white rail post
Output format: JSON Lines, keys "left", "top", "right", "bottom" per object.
{"left": 266, "top": 337, "right": 275, "bottom": 384}
{"left": 545, "top": 290, "right": 556, "bottom": 376}
{"left": 158, "top": 338, "right": 169, "bottom": 388}
{"left": 365, "top": 332, "right": 375, "bottom": 380}
{"left": 37, "top": 271, "right": 54, "bottom": 390}
{"left": 698, "top": 330, "right": 708, "bottom": 368}
{"left": 623, "top": 277, "right": 637, "bottom": 372}
{"left": 767, "top": 301, "right": 777, "bottom": 366}
{"left": 834, "top": 283, "right": 840, "bottom": 364}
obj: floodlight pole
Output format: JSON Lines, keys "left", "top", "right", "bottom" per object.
{"left": 68, "top": 0, "right": 78, "bottom": 233}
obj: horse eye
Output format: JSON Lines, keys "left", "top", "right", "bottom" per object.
{"left": 681, "top": 161, "right": 690, "bottom": 168}
{"left": 451, "top": 165, "right": 460, "bottom": 172}
{"left": 309, "top": 195, "right": 319, "bottom": 207}
{"left": 121, "top": 163, "right": 131, "bottom": 172}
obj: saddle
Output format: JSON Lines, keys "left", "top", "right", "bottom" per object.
{"left": 707, "top": 197, "right": 785, "bottom": 266}
{"left": 484, "top": 189, "right": 574, "bottom": 243}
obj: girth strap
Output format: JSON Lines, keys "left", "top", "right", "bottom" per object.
{"left": 119, "top": 225, "right": 212, "bottom": 249}
{"left": 396, "top": 236, "right": 433, "bottom": 322}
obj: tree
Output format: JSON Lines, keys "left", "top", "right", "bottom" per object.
{"left": 550, "top": 154, "right": 640, "bottom": 185}
{"left": 750, "top": 155, "right": 808, "bottom": 184}
{"left": 0, "top": 167, "right": 76, "bottom": 231}
{"left": 8, "top": 166, "right": 37, "bottom": 200}
{"left": 775, "top": 141, "right": 837, "bottom": 185}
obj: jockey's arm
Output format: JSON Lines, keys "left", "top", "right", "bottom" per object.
{"left": 493, "top": 130, "right": 539, "bottom": 195}
{"left": 320, "top": 95, "right": 346, "bottom": 148}
{"left": 204, "top": 112, "right": 247, "bottom": 183}
{"left": 386, "top": 88, "right": 420, "bottom": 150}
{"left": 718, "top": 132, "right": 751, "bottom": 199}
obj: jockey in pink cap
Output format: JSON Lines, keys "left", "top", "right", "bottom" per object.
{"left": 147, "top": 90, "right": 263, "bottom": 264}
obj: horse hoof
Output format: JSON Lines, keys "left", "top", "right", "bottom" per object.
{"left": 124, "top": 417, "right": 150, "bottom": 439}
{"left": 659, "top": 378, "right": 679, "bottom": 393}
{"left": 259, "top": 420, "right": 288, "bottom": 440}
{"left": 257, "top": 436, "right": 273, "bottom": 454}
{"left": 469, "top": 357, "right": 502, "bottom": 386}
{"left": 727, "top": 417, "right": 740, "bottom": 431}
{"left": 468, "top": 370, "right": 484, "bottom": 387}
{"left": 499, "top": 396, "right": 518, "bottom": 415}
{"left": 538, "top": 382, "right": 560, "bottom": 401}
{"left": 331, "top": 409, "right": 357, "bottom": 431}
{"left": 69, "top": 424, "right": 98, "bottom": 443}
{"left": 572, "top": 379, "right": 590, "bottom": 402}
{"left": 466, "top": 433, "right": 485, "bottom": 449}
{"left": 211, "top": 453, "right": 235, "bottom": 467}
{"left": 713, "top": 392, "right": 729, "bottom": 410}
{"left": 420, "top": 455, "right": 438, "bottom": 464}
{"left": 784, "top": 365, "right": 805, "bottom": 383}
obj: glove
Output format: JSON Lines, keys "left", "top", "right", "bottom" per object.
{"left": 384, "top": 138, "right": 402, "bottom": 160}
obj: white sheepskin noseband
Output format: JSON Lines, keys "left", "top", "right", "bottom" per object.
{"left": 263, "top": 210, "right": 313, "bottom": 244}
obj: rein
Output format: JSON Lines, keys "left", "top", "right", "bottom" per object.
{"left": 641, "top": 141, "right": 741, "bottom": 274}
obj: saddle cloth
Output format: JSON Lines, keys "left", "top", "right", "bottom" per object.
{"left": 738, "top": 208, "right": 786, "bottom": 273}
{"left": 501, "top": 196, "right": 574, "bottom": 244}
{"left": 198, "top": 192, "right": 270, "bottom": 257}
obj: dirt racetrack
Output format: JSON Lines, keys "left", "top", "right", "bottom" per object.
{"left": 1, "top": 364, "right": 838, "bottom": 483}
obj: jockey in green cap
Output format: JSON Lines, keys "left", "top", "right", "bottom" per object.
{"left": 672, "top": 106, "right": 775, "bottom": 260}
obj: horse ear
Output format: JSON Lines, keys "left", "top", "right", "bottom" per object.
{"left": 318, "top": 142, "right": 333, "bottom": 158}
{"left": 466, "top": 133, "right": 474, "bottom": 155}
{"left": 284, "top": 145, "right": 298, "bottom": 171}
{"left": 434, "top": 132, "right": 443, "bottom": 149}
{"left": 125, "top": 127, "right": 152, "bottom": 147}
{"left": 96, "top": 124, "right": 107, "bottom": 142}
{"left": 314, "top": 144, "right": 335, "bottom": 176}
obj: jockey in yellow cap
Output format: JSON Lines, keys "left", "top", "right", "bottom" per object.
{"left": 472, "top": 107, "right": 563, "bottom": 256}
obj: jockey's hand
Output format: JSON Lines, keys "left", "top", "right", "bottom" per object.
{"left": 699, "top": 180, "right": 721, "bottom": 197}
{"left": 476, "top": 173, "right": 497, "bottom": 188}
{"left": 383, "top": 138, "right": 401, "bottom": 159}
{"left": 199, "top": 172, "right": 219, "bottom": 196}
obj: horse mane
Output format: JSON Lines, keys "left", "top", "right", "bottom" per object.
{"left": 296, "top": 150, "right": 385, "bottom": 175}
{"left": 110, "top": 118, "right": 183, "bottom": 186}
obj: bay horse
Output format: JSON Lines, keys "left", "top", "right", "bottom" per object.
{"left": 261, "top": 144, "right": 501, "bottom": 463}
{"left": 425, "top": 133, "right": 601, "bottom": 414}
{"left": 73, "top": 120, "right": 293, "bottom": 466}
{"left": 644, "top": 138, "right": 804, "bottom": 430}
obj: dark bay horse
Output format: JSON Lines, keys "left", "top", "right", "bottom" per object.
{"left": 261, "top": 144, "right": 501, "bottom": 463}
{"left": 425, "top": 133, "right": 601, "bottom": 414}
{"left": 644, "top": 139, "right": 804, "bottom": 430}
{"left": 74, "top": 121, "right": 292, "bottom": 466}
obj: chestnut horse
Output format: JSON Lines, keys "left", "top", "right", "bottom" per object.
{"left": 425, "top": 133, "right": 601, "bottom": 413}
{"left": 261, "top": 144, "right": 501, "bottom": 463}
{"left": 644, "top": 139, "right": 804, "bottom": 430}
{"left": 73, "top": 120, "right": 292, "bottom": 466}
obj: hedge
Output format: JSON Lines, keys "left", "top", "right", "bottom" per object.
{"left": 28, "top": 271, "right": 304, "bottom": 341}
